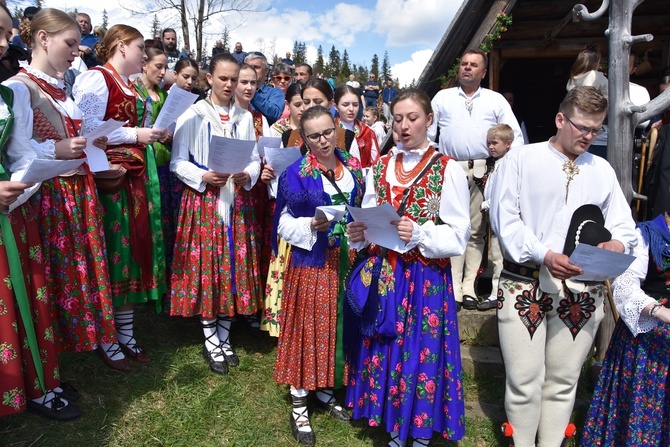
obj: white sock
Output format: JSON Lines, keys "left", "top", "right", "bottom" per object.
{"left": 217, "top": 315, "right": 234, "bottom": 356}
{"left": 290, "top": 386, "right": 311, "bottom": 433}
{"left": 101, "top": 342, "right": 125, "bottom": 360}
{"left": 115, "top": 310, "right": 138, "bottom": 352}
{"left": 412, "top": 438, "right": 429, "bottom": 447}
{"left": 487, "top": 295, "right": 497, "bottom": 301}
{"left": 316, "top": 388, "right": 344, "bottom": 410}
{"left": 388, "top": 430, "right": 406, "bottom": 447}
{"left": 202, "top": 319, "right": 224, "bottom": 362}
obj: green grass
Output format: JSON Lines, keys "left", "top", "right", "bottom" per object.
{"left": 1, "top": 308, "right": 592, "bottom": 447}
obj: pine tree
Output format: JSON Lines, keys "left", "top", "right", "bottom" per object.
{"left": 381, "top": 51, "right": 391, "bottom": 82}
{"left": 150, "top": 15, "right": 161, "bottom": 39}
{"left": 326, "top": 45, "right": 341, "bottom": 78}
{"left": 13, "top": 5, "right": 21, "bottom": 20}
{"left": 341, "top": 49, "right": 351, "bottom": 78}
{"left": 292, "top": 41, "right": 306, "bottom": 65}
{"left": 314, "top": 45, "right": 325, "bottom": 76}
{"left": 371, "top": 54, "right": 380, "bottom": 80}
{"left": 102, "top": 9, "right": 109, "bottom": 29}
{"left": 35, "top": 0, "right": 43, "bottom": 8}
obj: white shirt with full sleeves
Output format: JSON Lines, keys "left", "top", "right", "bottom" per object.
{"left": 489, "top": 141, "right": 637, "bottom": 266}
{"left": 3, "top": 65, "right": 81, "bottom": 211}
{"left": 170, "top": 100, "right": 260, "bottom": 192}
{"left": 72, "top": 67, "right": 139, "bottom": 144}
{"left": 612, "top": 230, "right": 659, "bottom": 336}
{"left": 427, "top": 86, "right": 524, "bottom": 160}
{"left": 353, "top": 145, "right": 471, "bottom": 258}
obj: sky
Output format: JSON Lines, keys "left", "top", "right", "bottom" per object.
{"left": 15, "top": 0, "right": 464, "bottom": 87}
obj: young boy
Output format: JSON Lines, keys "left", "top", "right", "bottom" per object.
{"left": 362, "top": 106, "right": 386, "bottom": 147}
{"left": 478, "top": 124, "right": 514, "bottom": 311}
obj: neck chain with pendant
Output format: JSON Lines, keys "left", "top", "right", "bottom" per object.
{"left": 562, "top": 160, "right": 580, "bottom": 203}
{"left": 464, "top": 97, "right": 473, "bottom": 117}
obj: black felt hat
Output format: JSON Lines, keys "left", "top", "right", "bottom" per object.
{"left": 563, "top": 204, "right": 611, "bottom": 256}
{"left": 23, "top": 6, "right": 40, "bottom": 20}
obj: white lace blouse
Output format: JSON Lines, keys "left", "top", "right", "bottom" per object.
{"left": 612, "top": 230, "right": 663, "bottom": 335}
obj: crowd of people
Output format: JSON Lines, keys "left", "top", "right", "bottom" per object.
{"left": 1, "top": 4, "right": 670, "bottom": 447}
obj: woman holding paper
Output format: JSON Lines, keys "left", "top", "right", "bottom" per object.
{"left": 73, "top": 24, "right": 167, "bottom": 370}
{"left": 334, "top": 85, "right": 380, "bottom": 169}
{"left": 235, "top": 63, "right": 273, "bottom": 317}
{"left": 134, "top": 47, "right": 181, "bottom": 280}
{"left": 345, "top": 89, "right": 470, "bottom": 446}
{"left": 0, "top": 4, "right": 83, "bottom": 420}
{"left": 3, "top": 9, "right": 118, "bottom": 361}
{"left": 582, "top": 213, "right": 670, "bottom": 445}
{"left": 169, "top": 53, "right": 260, "bottom": 376}
{"left": 273, "top": 105, "right": 364, "bottom": 445}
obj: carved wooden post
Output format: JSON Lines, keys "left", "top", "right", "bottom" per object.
{"left": 573, "top": 0, "right": 653, "bottom": 204}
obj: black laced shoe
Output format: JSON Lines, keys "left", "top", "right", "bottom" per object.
{"left": 27, "top": 394, "right": 83, "bottom": 421}
{"left": 290, "top": 395, "right": 315, "bottom": 446}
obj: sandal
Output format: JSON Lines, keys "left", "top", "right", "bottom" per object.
{"left": 203, "top": 321, "right": 228, "bottom": 375}
{"left": 116, "top": 318, "right": 150, "bottom": 363}
{"left": 290, "top": 395, "right": 315, "bottom": 446}
{"left": 27, "top": 393, "right": 83, "bottom": 421}
{"left": 315, "top": 388, "right": 351, "bottom": 422}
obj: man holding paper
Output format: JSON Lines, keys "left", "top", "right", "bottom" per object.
{"left": 489, "top": 86, "right": 637, "bottom": 447}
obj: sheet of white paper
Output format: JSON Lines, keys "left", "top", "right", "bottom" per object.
{"left": 83, "top": 119, "right": 127, "bottom": 141}
{"left": 346, "top": 203, "right": 404, "bottom": 251}
{"left": 568, "top": 243, "right": 636, "bottom": 282}
{"left": 207, "top": 136, "right": 256, "bottom": 174}
{"left": 257, "top": 136, "right": 282, "bottom": 159}
{"left": 83, "top": 146, "right": 110, "bottom": 172}
{"left": 153, "top": 88, "right": 198, "bottom": 130}
{"left": 264, "top": 146, "right": 302, "bottom": 176}
{"left": 315, "top": 205, "right": 346, "bottom": 222}
{"left": 19, "top": 159, "right": 86, "bottom": 183}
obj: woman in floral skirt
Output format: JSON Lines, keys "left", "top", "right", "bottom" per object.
{"left": 169, "top": 53, "right": 260, "bottom": 375}
{"left": 582, "top": 212, "right": 670, "bottom": 446}
{"left": 4, "top": 8, "right": 117, "bottom": 361}
{"left": 345, "top": 89, "right": 470, "bottom": 446}
{"left": 273, "top": 105, "right": 364, "bottom": 445}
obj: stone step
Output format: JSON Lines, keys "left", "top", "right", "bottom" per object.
{"left": 460, "top": 344, "right": 505, "bottom": 379}
{"left": 457, "top": 307, "right": 499, "bottom": 346}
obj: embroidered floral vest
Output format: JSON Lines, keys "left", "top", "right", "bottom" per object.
{"left": 372, "top": 153, "right": 451, "bottom": 268}
{"left": 12, "top": 73, "right": 79, "bottom": 142}
{"left": 91, "top": 66, "right": 142, "bottom": 128}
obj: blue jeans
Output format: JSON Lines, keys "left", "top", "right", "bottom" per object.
{"left": 365, "top": 97, "right": 377, "bottom": 108}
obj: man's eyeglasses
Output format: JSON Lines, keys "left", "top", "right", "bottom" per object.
{"left": 563, "top": 115, "right": 605, "bottom": 137}
{"left": 273, "top": 75, "right": 291, "bottom": 82}
{"left": 304, "top": 128, "right": 336, "bottom": 143}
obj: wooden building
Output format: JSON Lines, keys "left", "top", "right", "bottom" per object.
{"left": 417, "top": 0, "right": 669, "bottom": 143}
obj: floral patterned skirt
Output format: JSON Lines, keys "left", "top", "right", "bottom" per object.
{"left": 0, "top": 206, "right": 61, "bottom": 416}
{"left": 345, "top": 259, "right": 465, "bottom": 442}
{"left": 581, "top": 318, "right": 670, "bottom": 446}
{"left": 274, "top": 249, "right": 343, "bottom": 390}
{"left": 261, "top": 237, "right": 291, "bottom": 337}
{"left": 37, "top": 175, "right": 116, "bottom": 352}
{"left": 170, "top": 185, "right": 262, "bottom": 318}
{"left": 100, "top": 173, "right": 166, "bottom": 308}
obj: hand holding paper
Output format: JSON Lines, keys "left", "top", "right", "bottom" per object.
{"left": 153, "top": 88, "right": 198, "bottom": 130}
{"left": 314, "top": 205, "right": 346, "bottom": 222}
{"left": 207, "top": 137, "right": 256, "bottom": 174}
{"left": 567, "top": 243, "right": 636, "bottom": 282}
{"left": 346, "top": 203, "right": 404, "bottom": 251}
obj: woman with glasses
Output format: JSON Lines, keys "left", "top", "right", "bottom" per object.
{"left": 272, "top": 105, "right": 364, "bottom": 445}
{"left": 271, "top": 62, "right": 293, "bottom": 120}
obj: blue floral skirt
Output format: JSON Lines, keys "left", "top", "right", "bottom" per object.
{"left": 582, "top": 318, "right": 670, "bottom": 446}
{"left": 345, "top": 257, "right": 465, "bottom": 442}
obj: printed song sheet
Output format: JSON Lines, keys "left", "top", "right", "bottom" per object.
{"left": 568, "top": 243, "right": 636, "bottom": 282}
{"left": 346, "top": 203, "right": 404, "bottom": 251}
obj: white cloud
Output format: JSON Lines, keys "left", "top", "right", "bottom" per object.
{"left": 316, "top": 3, "right": 374, "bottom": 47}
{"left": 375, "top": 0, "right": 461, "bottom": 47}
{"left": 391, "top": 48, "right": 433, "bottom": 88}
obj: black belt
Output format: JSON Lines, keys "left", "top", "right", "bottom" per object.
{"left": 502, "top": 260, "right": 540, "bottom": 281}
